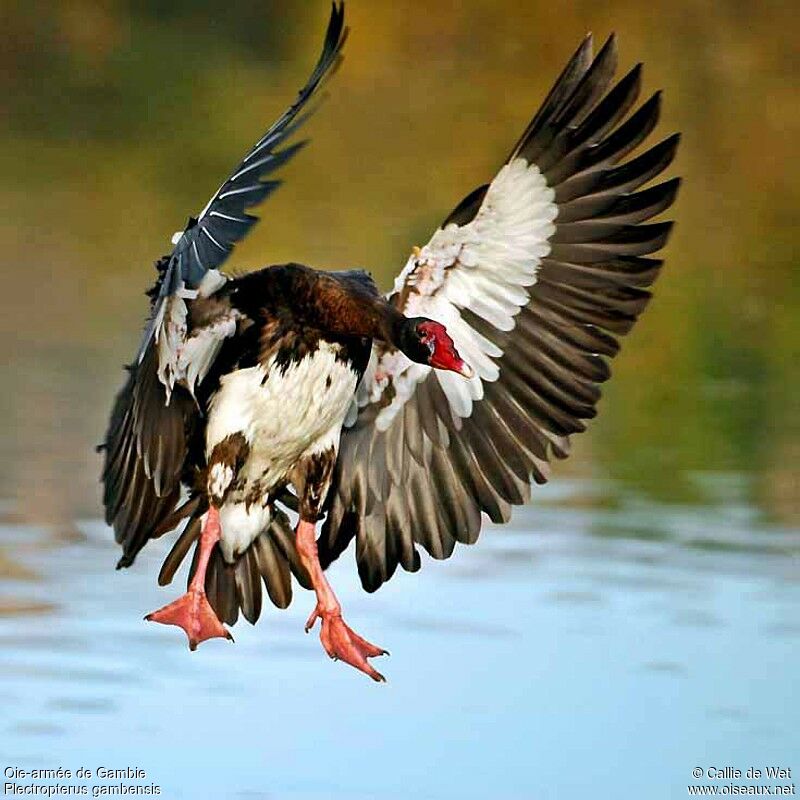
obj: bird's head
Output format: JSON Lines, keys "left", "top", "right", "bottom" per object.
{"left": 397, "top": 317, "right": 473, "bottom": 378}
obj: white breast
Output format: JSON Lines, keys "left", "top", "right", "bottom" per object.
{"left": 205, "top": 341, "right": 359, "bottom": 559}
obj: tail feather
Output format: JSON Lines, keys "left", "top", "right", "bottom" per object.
{"left": 158, "top": 513, "right": 203, "bottom": 586}
{"left": 233, "top": 548, "right": 263, "bottom": 624}
{"left": 265, "top": 515, "right": 314, "bottom": 591}
{"left": 252, "top": 534, "right": 293, "bottom": 609}
{"left": 207, "top": 552, "right": 240, "bottom": 625}
{"left": 158, "top": 504, "right": 310, "bottom": 625}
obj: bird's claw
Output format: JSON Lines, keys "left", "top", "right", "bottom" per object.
{"left": 306, "top": 604, "right": 388, "bottom": 682}
{"left": 145, "top": 589, "right": 232, "bottom": 650}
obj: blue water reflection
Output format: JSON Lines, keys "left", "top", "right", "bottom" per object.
{"left": 1, "top": 476, "right": 797, "bottom": 799}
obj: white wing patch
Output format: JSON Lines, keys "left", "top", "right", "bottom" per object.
{"left": 367, "top": 157, "right": 557, "bottom": 430}
{"left": 154, "top": 269, "right": 241, "bottom": 402}
{"left": 174, "top": 312, "right": 239, "bottom": 399}
{"left": 155, "top": 286, "right": 193, "bottom": 400}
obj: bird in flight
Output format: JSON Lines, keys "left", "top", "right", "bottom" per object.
{"left": 101, "top": 2, "right": 679, "bottom": 682}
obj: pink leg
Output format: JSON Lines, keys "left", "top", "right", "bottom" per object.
{"left": 296, "top": 520, "right": 388, "bottom": 682}
{"left": 145, "top": 507, "right": 233, "bottom": 650}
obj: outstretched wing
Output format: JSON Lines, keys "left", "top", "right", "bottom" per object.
{"left": 102, "top": 3, "right": 347, "bottom": 568}
{"left": 320, "top": 34, "right": 680, "bottom": 591}
{"left": 140, "top": 1, "right": 347, "bottom": 362}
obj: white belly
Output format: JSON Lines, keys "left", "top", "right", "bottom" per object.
{"left": 205, "top": 342, "right": 358, "bottom": 560}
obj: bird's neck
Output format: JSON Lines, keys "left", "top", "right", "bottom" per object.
{"left": 373, "top": 301, "right": 407, "bottom": 348}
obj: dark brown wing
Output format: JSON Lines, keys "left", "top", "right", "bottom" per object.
{"left": 101, "top": 345, "right": 195, "bottom": 568}
{"left": 101, "top": 4, "right": 348, "bottom": 568}
{"left": 319, "top": 34, "right": 680, "bottom": 591}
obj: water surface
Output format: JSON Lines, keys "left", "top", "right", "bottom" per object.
{"left": 1, "top": 476, "right": 797, "bottom": 799}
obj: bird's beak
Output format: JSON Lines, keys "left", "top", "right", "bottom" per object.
{"left": 419, "top": 320, "right": 475, "bottom": 379}
{"left": 454, "top": 360, "right": 474, "bottom": 379}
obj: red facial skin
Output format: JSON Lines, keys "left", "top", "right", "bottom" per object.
{"left": 417, "top": 321, "right": 474, "bottom": 378}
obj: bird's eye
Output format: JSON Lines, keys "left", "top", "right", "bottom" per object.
{"left": 418, "top": 330, "right": 435, "bottom": 355}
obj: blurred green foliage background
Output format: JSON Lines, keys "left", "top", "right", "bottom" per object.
{"left": 1, "top": 0, "right": 797, "bottom": 528}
